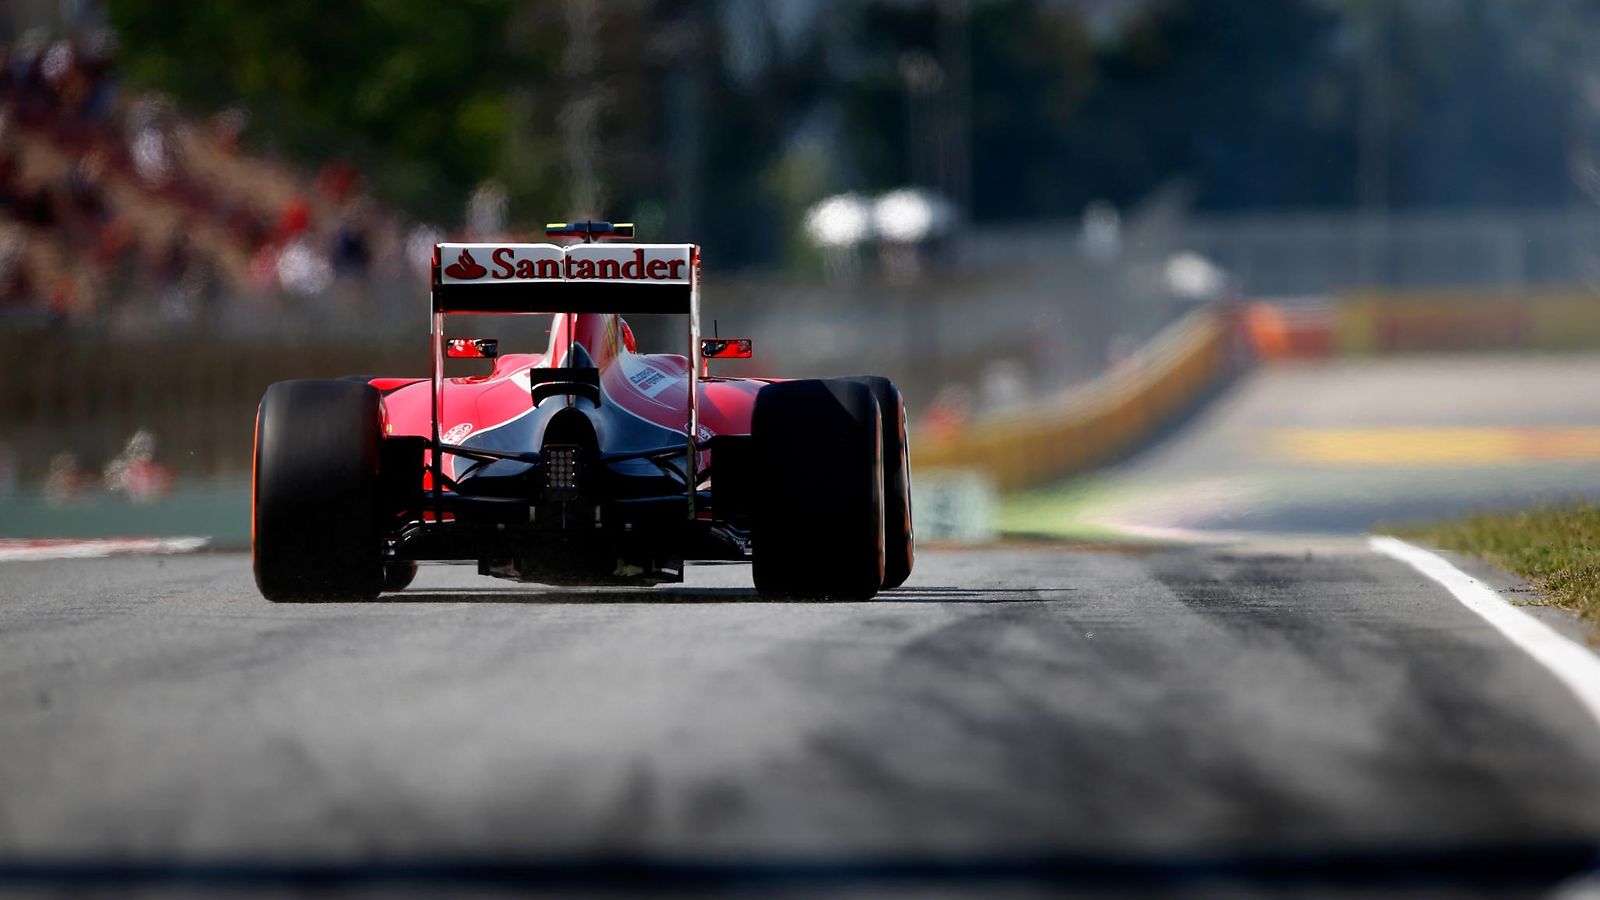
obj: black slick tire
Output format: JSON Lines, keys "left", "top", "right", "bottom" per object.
{"left": 850, "top": 376, "right": 914, "bottom": 590}
{"left": 751, "top": 378, "right": 884, "bottom": 600}
{"left": 383, "top": 562, "right": 418, "bottom": 593}
{"left": 253, "top": 379, "right": 384, "bottom": 602}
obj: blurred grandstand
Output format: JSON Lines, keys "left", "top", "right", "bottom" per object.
{"left": 0, "top": 29, "right": 427, "bottom": 334}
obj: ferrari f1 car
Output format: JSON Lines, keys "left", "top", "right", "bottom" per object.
{"left": 252, "top": 222, "right": 913, "bottom": 602}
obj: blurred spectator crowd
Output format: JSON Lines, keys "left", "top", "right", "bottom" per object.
{"left": 0, "top": 29, "right": 455, "bottom": 333}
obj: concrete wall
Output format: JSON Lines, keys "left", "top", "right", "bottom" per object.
{"left": 0, "top": 334, "right": 423, "bottom": 483}
{"left": 910, "top": 308, "right": 1235, "bottom": 490}
{"left": 1241, "top": 290, "right": 1600, "bottom": 359}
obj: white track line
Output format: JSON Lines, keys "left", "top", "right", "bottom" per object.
{"left": 0, "top": 537, "right": 210, "bottom": 562}
{"left": 1370, "top": 535, "right": 1600, "bottom": 731}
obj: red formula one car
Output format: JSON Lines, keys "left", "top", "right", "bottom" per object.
{"left": 252, "top": 222, "right": 913, "bottom": 602}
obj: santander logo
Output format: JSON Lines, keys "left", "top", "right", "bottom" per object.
{"left": 444, "top": 248, "right": 488, "bottom": 280}
{"left": 438, "top": 243, "right": 692, "bottom": 284}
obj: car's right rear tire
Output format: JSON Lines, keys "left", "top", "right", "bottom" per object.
{"left": 751, "top": 378, "right": 884, "bottom": 600}
{"left": 850, "top": 376, "right": 914, "bottom": 590}
{"left": 253, "top": 379, "right": 384, "bottom": 602}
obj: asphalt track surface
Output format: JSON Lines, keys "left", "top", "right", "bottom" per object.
{"left": 5, "top": 355, "right": 1600, "bottom": 897}
{"left": 4, "top": 546, "right": 1600, "bottom": 895}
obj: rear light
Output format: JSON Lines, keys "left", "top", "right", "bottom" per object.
{"left": 544, "top": 445, "right": 581, "bottom": 501}
{"left": 445, "top": 338, "right": 498, "bottom": 359}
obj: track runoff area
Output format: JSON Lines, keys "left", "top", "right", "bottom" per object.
{"left": 5, "top": 361, "right": 1600, "bottom": 894}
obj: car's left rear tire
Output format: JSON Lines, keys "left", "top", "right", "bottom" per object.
{"left": 253, "top": 379, "right": 384, "bottom": 602}
{"left": 383, "top": 562, "right": 418, "bottom": 593}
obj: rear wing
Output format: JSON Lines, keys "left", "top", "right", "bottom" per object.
{"left": 432, "top": 243, "right": 696, "bottom": 314}
{"left": 426, "top": 240, "right": 704, "bottom": 521}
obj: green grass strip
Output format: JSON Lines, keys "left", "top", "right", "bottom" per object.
{"left": 1391, "top": 501, "right": 1600, "bottom": 626}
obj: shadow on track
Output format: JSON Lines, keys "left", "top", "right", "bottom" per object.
{"left": 370, "top": 585, "right": 1067, "bottom": 605}
{"left": 3, "top": 841, "right": 1595, "bottom": 894}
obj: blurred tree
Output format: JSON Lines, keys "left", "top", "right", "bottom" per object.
{"left": 832, "top": 0, "right": 1094, "bottom": 220}
{"left": 504, "top": 0, "right": 830, "bottom": 267}
{"left": 1081, "top": 0, "right": 1584, "bottom": 213}
{"left": 1075, "top": 0, "right": 1356, "bottom": 211}
{"left": 108, "top": 0, "right": 828, "bottom": 266}
{"left": 1379, "top": 0, "right": 1575, "bottom": 208}
{"left": 105, "top": 0, "right": 1597, "bottom": 267}
{"left": 108, "top": 0, "right": 539, "bottom": 219}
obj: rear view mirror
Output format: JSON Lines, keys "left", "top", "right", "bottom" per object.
{"left": 446, "top": 338, "right": 498, "bottom": 359}
{"left": 700, "top": 338, "right": 752, "bottom": 359}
